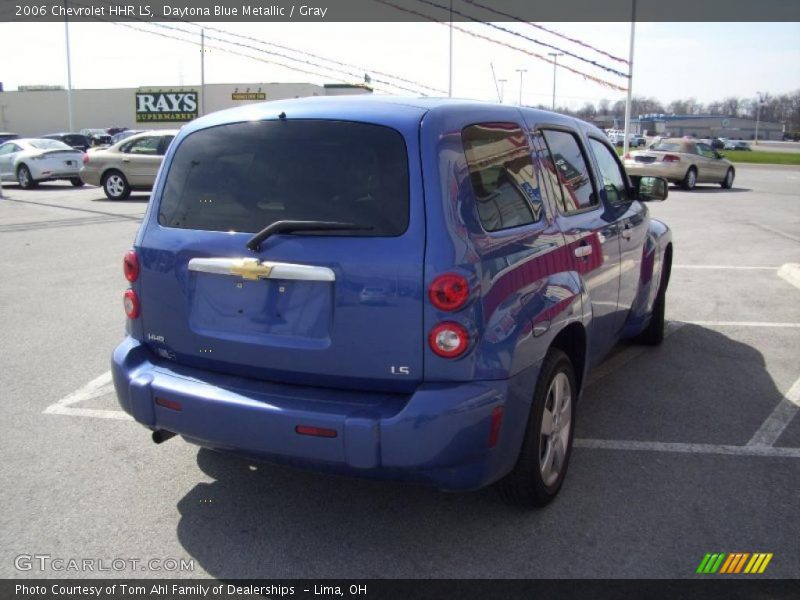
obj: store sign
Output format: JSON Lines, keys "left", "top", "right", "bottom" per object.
{"left": 135, "top": 91, "right": 198, "bottom": 122}
{"left": 232, "top": 92, "right": 266, "bottom": 101}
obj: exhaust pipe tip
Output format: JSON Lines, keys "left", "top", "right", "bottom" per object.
{"left": 152, "top": 429, "right": 177, "bottom": 444}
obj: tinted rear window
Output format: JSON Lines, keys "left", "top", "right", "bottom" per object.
{"left": 30, "top": 139, "right": 72, "bottom": 150}
{"left": 158, "top": 120, "right": 409, "bottom": 235}
{"left": 651, "top": 142, "right": 683, "bottom": 152}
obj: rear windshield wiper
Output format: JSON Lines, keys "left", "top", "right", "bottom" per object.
{"left": 246, "top": 220, "right": 374, "bottom": 251}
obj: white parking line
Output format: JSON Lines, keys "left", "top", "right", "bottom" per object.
{"left": 43, "top": 371, "right": 132, "bottom": 421}
{"left": 573, "top": 438, "right": 800, "bottom": 459}
{"left": 680, "top": 321, "right": 800, "bottom": 328}
{"left": 747, "top": 377, "right": 800, "bottom": 447}
{"left": 777, "top": 263, "right": 800, "bottom": 290}
{"left": 673, "top": 265, "right": 778, "bottom": 270}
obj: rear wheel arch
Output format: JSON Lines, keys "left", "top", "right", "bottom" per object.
{"left": 549, "top": 322, "right": 587, "bottom": 394}
{"left": 662, "top": 243, "right": 673, "bottom": 288}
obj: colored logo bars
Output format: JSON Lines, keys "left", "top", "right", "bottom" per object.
{"left": 697, "top": 552, "right": 773, "bottom": 574}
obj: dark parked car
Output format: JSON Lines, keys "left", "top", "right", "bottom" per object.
{"left": 79, "top": 128, "right": 112, "bottom": 147}
{"left": 41, "top": 133, "right": 91, "bottom": 152}
{"left": 0, "top": 132, "right": 20, "bottom": 144}
{"left": 112, "top": 97, "right": 672, "bottom": 507}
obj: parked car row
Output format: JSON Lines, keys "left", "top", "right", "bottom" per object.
{"left": 605, "top": 129, "right": 646, "bottom": 147}
{"left": 0, "top": 129, "right": 175, "bottom": 195}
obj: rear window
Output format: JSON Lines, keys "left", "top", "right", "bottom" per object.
{"left": 158, "top": 120, "right": 409, "bottom": 235}
{"left": 30, "top": 139, "right": 72, "bottom": 150}
{"left": 651, "top": 142, "right": 683, "bottom": 152}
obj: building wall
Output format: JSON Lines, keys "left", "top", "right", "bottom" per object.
{"left": 0, "top": 82, "right": 370, "bottom": 136}
{"left": 640, "top": 117, "right": 784, "bottom": 140}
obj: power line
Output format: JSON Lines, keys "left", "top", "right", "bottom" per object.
{"left": 412, "top": 0, "right": 629, "bottom": 79}
{"left": 149, "top": 20, "right": 429, "bottom": 95}
{"left": 83, "top": 0, "right": 444, "bottom": 96}
{"left": 462, "top": 0, "right": 629, "bottom": 65}
{"left": 190, "top": 22, "right": 446, "bottom": 95}
{"left": 374, "top": 0, "right": 628, "bottom": 92}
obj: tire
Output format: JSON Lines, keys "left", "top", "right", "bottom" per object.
{"left": 680, "top": 167, "right": 697, "bottom": 191}
{"left": 635, "top": 256, "right": 670, "bottom": 346}
{"left": 70, "top": 178, "right": 85, "bottom": 187}
{"left": 496, "top": 348, "right": 577, "bottom": 508}
{"left": 17, "top": 164, "right": 37, "bottom": 189}
{"left": 102, "top": 170, "right": 130, "bottom": 200}
{"left": 720, "top": 168, "right": 734, "bottom": 189}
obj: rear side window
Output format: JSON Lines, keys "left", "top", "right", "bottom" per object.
{"left": 462, "top": 122, "right": 543, "bottom": 232}
{"left": 539, "top": 129, "right": 597, "bottom": 214}
{"left": 158, "top": 120, "right": 409, "bottom": 235}
{"left": 125, "top": 136, "right": 161, "bottom": 155}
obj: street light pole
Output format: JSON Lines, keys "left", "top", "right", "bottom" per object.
{"left": 448, "top": 0, "right": 453, "bottom": 97}
{"left": 547, "top": 52, "right": 563, "bottom": 110}
{"left": 754, "top": 91, "right": 763, "bottom": 145}
{"left": 516, "top": 69, "right": 527, "bottom": 106}
{"left": 64, "top": 0, "right": 74, "bottom": 132}
{"left": 200, "top": 28, "right": 206, "bottom": 116}
{"left": 622, "top": 0, "right": 636, "bottom": 157}
{"left": 498, "top": 79, "right": 507, "bottom": 103}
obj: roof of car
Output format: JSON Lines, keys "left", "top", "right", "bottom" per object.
{"left": 180, "top": 95, "right": 594, "bottom": 139}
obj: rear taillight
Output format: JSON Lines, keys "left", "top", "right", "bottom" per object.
{"left": 662, "top": 154, "right": 681, "bottom": 163}
{"left": 123, "top": 249, "right": 139, "bottom": 282}
{"left": 429, "top": 322, "right": 469, "bottom": 358}
{"left": 123, "top": 289, "right": 140, "bottom": 319}
{"left": 429, "top": 273, "right": 470, "bottom": 311}
{"left": 82, "top": 152, "right": 89, "bottom": 165}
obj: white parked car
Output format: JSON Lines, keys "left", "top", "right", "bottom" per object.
{"left": 605, "top": 129, "right": 645, "bottom": 147}
{"left": 0, "top": 138, "right": 84, "bottom": 188}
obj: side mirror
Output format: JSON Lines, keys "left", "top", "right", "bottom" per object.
{"left": 714, "top": 151, "right": 723, "bottom": 159}
{"left": 634, "top": 176, "right": 668, "bottom": 202}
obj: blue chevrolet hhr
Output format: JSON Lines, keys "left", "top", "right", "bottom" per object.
{"left": 112, "top": 96, "right": 672, "bottom": 507}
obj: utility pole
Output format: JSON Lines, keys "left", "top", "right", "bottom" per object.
{"left": 490, "top": 62, "right": 501, "bottom": 102}
{"left": 499, "top": 79, "right": 507, "bottom": 104}
{"left": 516, "top": 69, "right": 527, "bottom": 106}
{"left": 622, "top": 0, "right": 636, "bottom": 156}
{"left": 448, "top": 0, "right": 453, "bottom": 97}
{"left": 754, "top": 91, "right": 764, "bottom": 144}
{"left": 548, "top": 52, "right": 563, "bottom": 110}
{"left": 64, "top": 0, "right": 74, "bottom": 131}
{"left": 199, "top": 29, "right": 206, "bottom": 116}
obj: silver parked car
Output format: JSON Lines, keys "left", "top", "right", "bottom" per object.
{"left": 80, "top": 130, "right": 177, "bottom": 200}
{"left": 0, "top": 138, "right": 84, "bottom": 188}
{"left": 623, "top": 138, "right": 735, "bottom": 190}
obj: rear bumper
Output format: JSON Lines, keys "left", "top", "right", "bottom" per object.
{"left": 79, "top": 167, "right": 102, "bottom": 187}
{"left": 112, "top": 337, "right": 537, "bottom": 490}
{"left": 624, "top": 161, "right": 686, "bottom": 181}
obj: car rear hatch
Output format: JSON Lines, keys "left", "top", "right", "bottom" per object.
{"left": 136, "top": 118, "right": 425, "bottom": 393}
{"left": 35, "top": 148, "right": 83, "bottom": 170}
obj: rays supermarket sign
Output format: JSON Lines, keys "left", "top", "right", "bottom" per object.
{"left": 135, "top": 91, "right": 198, "bottom": 122}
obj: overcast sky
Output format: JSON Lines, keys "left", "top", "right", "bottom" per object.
{"left": 1, "top": 21, "right": 798, "bottom": 109}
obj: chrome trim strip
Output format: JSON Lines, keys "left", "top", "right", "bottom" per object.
{"left": 188, "top": 258, "right": 335, "bottom": 282}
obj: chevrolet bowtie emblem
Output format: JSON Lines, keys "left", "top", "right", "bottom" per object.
{"left": 230, "top": 259, "right": 273, "bottom": 280}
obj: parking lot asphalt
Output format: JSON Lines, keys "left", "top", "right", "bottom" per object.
{"left": 0, "top": 163, "right": 798, "bottom": 579}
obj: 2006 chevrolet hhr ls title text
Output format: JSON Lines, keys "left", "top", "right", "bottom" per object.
{"left": 112, "top": 96, "right": 672, "bottom": 507}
